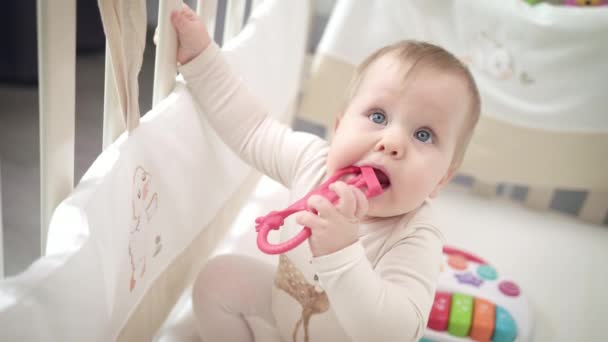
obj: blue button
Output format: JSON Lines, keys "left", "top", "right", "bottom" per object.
{"left": 419, "top": 338, "right": 435, "bottom": 342}
{"left": 477, "top": 264, "right": 498, "bottom": 280}
{"left": 492, "top": 306, "right": 517, "bottom": 342}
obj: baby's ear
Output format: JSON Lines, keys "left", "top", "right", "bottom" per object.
{"left": 429, "top": 167, "right": 457, "bottom": 199}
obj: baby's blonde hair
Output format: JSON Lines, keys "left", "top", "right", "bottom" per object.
{"left": 345, "top": 40, "right": 481, "bottom": 169}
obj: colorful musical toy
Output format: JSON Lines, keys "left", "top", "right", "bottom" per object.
{"left": 421, "top": 246, "right": 532, "bottom": 342}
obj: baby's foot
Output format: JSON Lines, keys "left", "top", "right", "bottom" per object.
{"left": 171, "top": 4, "right": 212, "bottom": 65}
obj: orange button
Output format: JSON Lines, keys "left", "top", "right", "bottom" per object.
{"left": 470, "top": 298, "right": 495, "bottom": 341}
{"left": 448, "top": 254, "right": 468, "bottom": 270}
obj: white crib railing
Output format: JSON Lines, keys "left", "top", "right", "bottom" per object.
{"left": 153, "top": 0, "right": 180, "bottom": 107}
{"left": 37, "top": 0, "right": 76, "bottom": 255}
{"left": 35, "top": 0, "right": 255, "bottom": 261}
{"left": 0, "top": 162, "right": 3, "bottom": 278}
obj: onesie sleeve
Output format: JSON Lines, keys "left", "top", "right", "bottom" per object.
{"left": 178, "top": 42, "right": 324, "bottom": 187}
{"left": 311, "top": 222, "right": 444, "bottom": 341}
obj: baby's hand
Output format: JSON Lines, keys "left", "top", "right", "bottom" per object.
{"left": 296, "top": 181, "right": 369, "bottom": 257}
{"left": 171, "top": 4, "right": 211, "bottom": 65}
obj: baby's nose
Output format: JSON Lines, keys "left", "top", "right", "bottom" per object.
{"left": 374, "top": 138, "right": 405, "bottom": 159}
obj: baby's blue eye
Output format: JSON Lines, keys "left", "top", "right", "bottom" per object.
{"left": 369, "top": 112, "right": 386, "bottom": 125}
{"left": 415, "top": 129, "right": 433, "bottom": 143}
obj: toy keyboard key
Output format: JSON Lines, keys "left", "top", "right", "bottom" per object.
{"left": 428, "top": 291, "right": 451, "bottom": 331}
{"left": 447, "top": 293, "right": 473, "bottom": 337}
{"left": 470, "top": 298, "right": 495, "bottom": 341}
{"left": 492, "top": 306, "right": 517, "bottom": 342}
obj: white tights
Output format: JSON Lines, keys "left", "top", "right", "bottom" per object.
{"left": 192, "top": 254, "right": 279, "bottom": 342}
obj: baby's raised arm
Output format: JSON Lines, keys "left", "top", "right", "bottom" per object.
{"left": 171, "top": 3, "right": 324, "bottom": 190}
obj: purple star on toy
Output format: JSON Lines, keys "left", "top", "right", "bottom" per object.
{"left": 455, "top": 272, "right": 483, "bottom": 287}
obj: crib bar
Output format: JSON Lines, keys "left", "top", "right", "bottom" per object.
{"left": 197, "top": 0, "right": 218, "bottom": 40}
{"left": 37, "top": 0, "right": 76, "bottom": 254}
{"left": 579, "top": 191, "right": 608, "bottom": 225}
{"left": 525, "top": 188, "right": 554, "bottom": 211}
{"left": 153, "top": 0, "right": 181, "bottom": 107}
{"left": 0, "top": 161, "right": 3, "bottom": 278}
{"left": 472, "top": 180, "right": 498, "bottom": 198}
{"left": 223, "top": 0, "right": 247, "bottom": 44}
{"left": 102, "top": 45, "right": 125, "bottom": 149}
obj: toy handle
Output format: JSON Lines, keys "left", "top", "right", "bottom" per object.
{"left": 256, "top": 191, "right": 339, "bottom": 254}
{"left": 256, "top": 224, "right": 311, "bottom": 255}
{"left": 256, "top": 166, "right": 381, "bottom": 255}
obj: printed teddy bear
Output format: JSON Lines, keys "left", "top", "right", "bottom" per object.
{"left": 129, "top": 166, "right": 162, "bottom": 291}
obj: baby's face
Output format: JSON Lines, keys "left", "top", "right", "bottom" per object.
{"left": 326, "top": 55, "right": 470, "bottom": 218}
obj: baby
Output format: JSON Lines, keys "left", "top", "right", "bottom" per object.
{"left": 172, "top": 4, "right": 480, "bottom": 342}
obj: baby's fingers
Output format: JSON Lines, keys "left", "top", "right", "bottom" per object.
{"left": 295, "top": 211, "right": 325, "bottom": 230}
{"left": 329, "top": 181, "right": 356, "bottom": 217}
{"left": 307, "top": 194, "right": 335, "bottom": 219}
{"left": 171, "top": 5, "right": 197, "bottom": 30}
{"left": 181, "top": 4, "right": 198, "bottom": 20}
{"left": 171, "top": 10, "right": 188, "bottom": 31}
{"left": 352, "top": 187, "right": 369, "bottom": 219}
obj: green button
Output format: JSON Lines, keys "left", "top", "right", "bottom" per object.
{"left": 448, "top": 293, "right": 473, "bottom": 337}
{"left": 477, "top": 264, "right": 498, "bottom": 280}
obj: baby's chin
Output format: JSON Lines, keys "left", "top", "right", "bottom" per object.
{"left": 366, "top": 196, "right": 422, "bottom": 218}
{"left": 365, "top": 205, "right": 409, "bottom": 219}
{"left": 360, "top": 209, "right": 409, "bottom": 225}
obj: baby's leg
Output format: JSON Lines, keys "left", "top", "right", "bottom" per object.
{"left": 192, "top": 254, "right": 276, "bottom": 341}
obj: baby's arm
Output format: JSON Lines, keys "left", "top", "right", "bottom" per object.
{"left": 173, "top": 5, "right": 323, "bottom": 188}
{"left": 299, "top": 173, "right": 441, "bottom": 340}
{"left": 311, "top": 224, "right": 443, "bottom": 341}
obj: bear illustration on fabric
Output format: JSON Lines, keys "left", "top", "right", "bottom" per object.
{"left": 129, "top": 165, "right": 162, "bottom": 292}
{"left": 461, "top": 30, "right": 535, "bottom": 85}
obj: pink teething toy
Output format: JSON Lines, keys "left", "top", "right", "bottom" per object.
{"left": 255, "top": 166, "right": 384, "bottom": 255}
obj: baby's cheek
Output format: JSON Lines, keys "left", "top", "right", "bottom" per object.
{"left": 326, "top": 152, "right": 349, "bottom": 174}
{"left": 403, "top": 172, "right": 436, "bottom": 199}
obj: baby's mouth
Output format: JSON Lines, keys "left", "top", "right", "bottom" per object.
{"left": 372, "top": 168, "right": 391, "bottom": 189}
